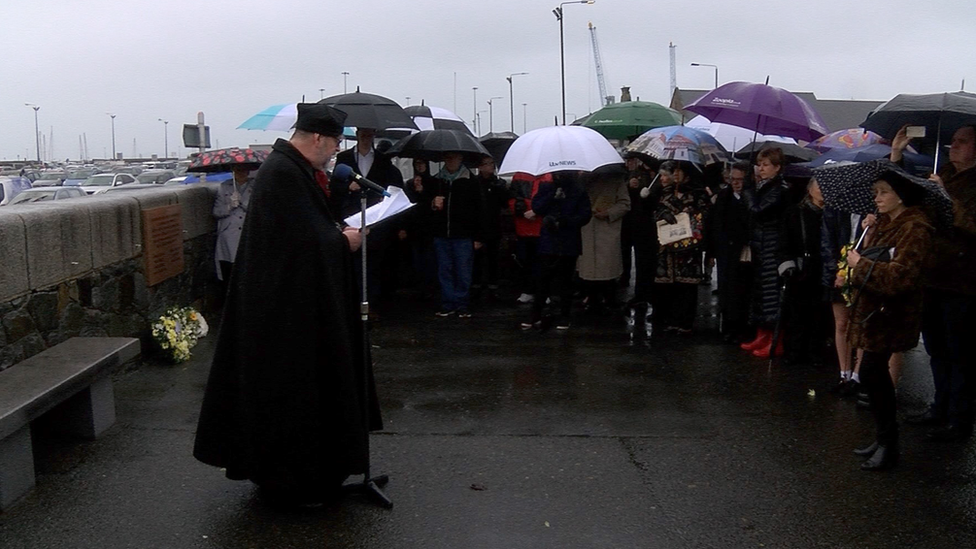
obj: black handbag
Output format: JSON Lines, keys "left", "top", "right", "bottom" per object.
{"left": 850, "top": 246, "right": 893, "bottom": 325}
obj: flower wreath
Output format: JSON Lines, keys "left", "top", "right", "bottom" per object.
{"left": 151, "top": 306, "right": 209, "bottom": 363}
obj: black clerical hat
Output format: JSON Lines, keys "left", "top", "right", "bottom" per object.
{"left": 294, "top": 103, "right": 347, "bottom": 138}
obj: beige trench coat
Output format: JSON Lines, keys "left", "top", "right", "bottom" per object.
{"left": 578, "top": 174, "right": 631, "bottom": 281}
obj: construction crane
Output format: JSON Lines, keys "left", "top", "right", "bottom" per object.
{"left": 588, "top": 22, "right": 612, "bottom": 106}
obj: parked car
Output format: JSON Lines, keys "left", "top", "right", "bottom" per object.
{"left": 163, "top": 176, "right": 189, "bottom": 186}
{"left": 136, "top": 170, "right": 176, "bottom": 185}
{"left": 77, "top": 173, "right": 139, "bottom": 195}
{"left": 63, "top": 169, "right": 95, "bottom": 186}
{"left": 115, "top": 166, "right": 143, "bottom": 176}
{"left": 102, "top": 183, "right": 167, "bottom": 194}
{"left": 0, "top": 176, "right": 34, "bottom": 205}
{"left": 6, "top": 186, "right": 88, "bottom": 204}
{"left": 32, "top": 170, "right": 67, "bottom": 187}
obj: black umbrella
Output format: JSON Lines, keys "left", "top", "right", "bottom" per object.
{"left": 734, "top": 140, "right": 819, "bottom": 163}
{"left": 387, "top": 129, "right": 491, "bottom": 163}
{"left": 478, "top": 131, "right": 519, "bottom": 165}
{"left": 860, "top": 91, "right": 976, "bottom": 168}
{"left": 813, "top": 158, "right": 953, "bottom": 229}
{"left": 318, "top": 88, "right": 418, "bottom": 131}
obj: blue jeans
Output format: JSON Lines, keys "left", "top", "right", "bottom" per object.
{"left": 434, "top": 237, "right": 474, "bottom": 312}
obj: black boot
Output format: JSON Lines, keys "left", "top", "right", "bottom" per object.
{"left": 860, "top": 443, "right": 898, "bottom": 471}
{"left": 853, "top": 441, "right": 879, "bottom": 457}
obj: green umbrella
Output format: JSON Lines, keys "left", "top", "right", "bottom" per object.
{"left": 578, "top": 101, "right": 683, "bottom": 141}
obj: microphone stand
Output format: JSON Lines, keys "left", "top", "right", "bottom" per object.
{"left": 342, "top": 186, "right": 392, "bottom": 509}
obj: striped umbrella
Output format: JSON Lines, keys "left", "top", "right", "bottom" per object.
{"left": 237, "top": 104, "right": 299, "bottom": 131}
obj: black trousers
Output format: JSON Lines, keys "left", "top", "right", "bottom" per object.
{"left": 922, "top": 289, "right": 976, "bottom": 428}
{"left": 621, "top": 221, "right": 635, "bottom": 283}
{"left": 652, "top": 282, "right": 698, "bottom": 331}
{"left": 632, "top": 240, "right": 658, "bottom": 304}
{"left": 716, "top": 257, "right": 753, "bottom": 337}
{"left": 531, "top": 254, "right": 577, "bottom": 322}
{"left": 861, "top": 349, "right": 898, "bottom": 446}
{"left": 473, "top": 237, "right": 501, "bottom": 288}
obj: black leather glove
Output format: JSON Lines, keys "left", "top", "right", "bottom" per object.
{"left": 542, "top": 215, "right": 560, "bottom": 232}
{"left": 658, "top": 211, "right": 678, "bottom": 225}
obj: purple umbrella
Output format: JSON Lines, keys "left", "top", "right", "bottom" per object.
{"left": 684, "top": 81, "right": 829, "bottom": 142}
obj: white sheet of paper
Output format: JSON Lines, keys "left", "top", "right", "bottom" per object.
{"left": 343, "top": 186, "right": 415, "bottom": 229}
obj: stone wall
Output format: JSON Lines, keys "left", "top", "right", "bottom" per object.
{"left": 0, "top": 185, "right": 221, "bottom": 369}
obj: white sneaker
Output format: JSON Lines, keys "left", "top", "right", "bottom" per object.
{"left": 516, "top": 293, "right": 535, "bottom": 303}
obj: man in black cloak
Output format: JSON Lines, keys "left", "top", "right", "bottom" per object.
{"left": 193, "top": 103, "right": 382, "bottom": 505}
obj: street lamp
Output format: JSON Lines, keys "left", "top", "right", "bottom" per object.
{"left": 341, "top": 71, "right": 350, "bottom": 94}
{"left": 157, "top": 118, "right": 169, "bottom": 159}
{"left": 487, "top": 97, "right": 503, "bottom": 133}
{"left": 690, "top": 63, "right": 719, "bottom": 89}
{"left": 319, "top": 88, "right": 325, "bottom": 99}
{"left": 472, "top": 87, "right": 478, "bottom": 131}
{"left": 24, "top": 103, "right": 40, "bottom": 163}
{"left": 506, "top": 72, "right": 528, "bottom": 132}
{"left": 405, "top": 96, "right": 411, "bottom": 106}
{"left": 553, "top": 0, "right": 595, "bottom": 125}
{"left": 106, "top": 113, "right": 117, "bottom": 160}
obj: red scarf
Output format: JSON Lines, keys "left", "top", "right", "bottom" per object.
{"left": 314, "top": 170, "right": 331, "bottom": 198}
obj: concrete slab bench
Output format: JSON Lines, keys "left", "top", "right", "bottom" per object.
{"left": 0, "top": 337, "right": 140, "bottom": 510}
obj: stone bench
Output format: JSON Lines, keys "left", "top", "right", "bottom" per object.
{"left": 0, "top": 337, "right": 140, "bottom": 510}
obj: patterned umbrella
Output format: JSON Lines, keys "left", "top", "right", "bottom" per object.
{"left": 812, "top": 158, "right": 953, "bottom": 229}
{"left": 684, "top": 81, "right": 829, "bottom": 141}
{"left": 807, "top": 128, "right": 887, "bottom": 152}
{"left": 187, "top": 147, "right": 268, "bottom": 173}
{"left": 625, "top": 125, "right": 730, "bottom": 166}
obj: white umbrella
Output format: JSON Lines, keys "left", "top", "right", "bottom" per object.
{"left": 685, "top": 115, "right": 795, "bottom": 152}
{"left": 498, "top": 126, "right": 623, "bottom": 176}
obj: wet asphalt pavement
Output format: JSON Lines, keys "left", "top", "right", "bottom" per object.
{"left": 1, "top": 285, "right": 975, "bottom": 548}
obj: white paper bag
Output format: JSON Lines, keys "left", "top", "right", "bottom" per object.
{"left": 656, "top": 212, "right": 693, "bottom": 246}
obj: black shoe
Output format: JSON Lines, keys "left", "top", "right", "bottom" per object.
{"left": 906, "top": 409, "right": 946, "bottom": 427}
{"left": 853, "top": 441, "right": 879, "bottom": 457}
{"left": 838, "top": 380, "right": 860, "bottom": 397}
{"left": 830, "top": 379, "right": 850, "bottom": 394}
{"left": 925, "top": 424, "right": 973, "bottom": 443}
{"left": 860, "top": 444, "right": 898, "bottom": 471}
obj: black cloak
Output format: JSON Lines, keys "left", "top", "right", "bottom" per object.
{"left": 193, "top": 138, "right": 382, "bottom": 491}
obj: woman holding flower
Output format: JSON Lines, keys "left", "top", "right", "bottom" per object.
{"left": 846, "top": 171, "right": 933, "bottom": 470}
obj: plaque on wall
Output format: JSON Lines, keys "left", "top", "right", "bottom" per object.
{"left": 141, "top": 204, "right": 184, "bottom": 286}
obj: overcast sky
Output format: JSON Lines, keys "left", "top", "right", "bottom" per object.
{"left": 2, "top": 0, "right": 973, "bottom": 162}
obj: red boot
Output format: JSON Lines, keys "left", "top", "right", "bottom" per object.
{"left": 752, "top": 336, "right": 785, "bottom": 358}
{"left": 740, "top": 328, "right": 771, "bottom": 351}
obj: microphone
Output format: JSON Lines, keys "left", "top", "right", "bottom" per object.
{"left": 332, "top": 164, "right": 391, "bottom": 197}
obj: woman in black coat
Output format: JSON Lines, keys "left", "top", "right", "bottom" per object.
{"left": 781, "top": 179, "right": 826, "bottom": 364}
{"left": 740, "top": 148, "right": 791, "bottom": 358}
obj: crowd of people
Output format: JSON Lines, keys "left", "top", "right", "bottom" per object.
{"left": 201, "top": 108, "right": 974, "bottom": 509}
